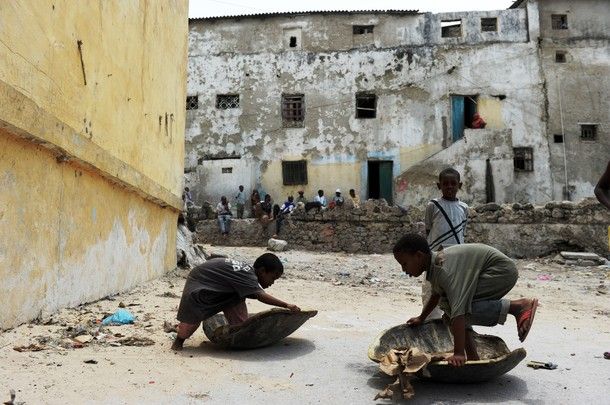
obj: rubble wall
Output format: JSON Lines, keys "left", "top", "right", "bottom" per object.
{"left": 195, "top": 199, "right": 610, "bottom": 257}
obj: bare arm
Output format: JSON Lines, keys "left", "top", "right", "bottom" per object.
{"left": 594, "top": 161, "right": 610, "bottom": 210}
{"left": 407, "top": 293, "right": 440, "bottom": 326}
{"left": 253, "top": 291, "right": 300, "bottom": 311}
{"left": 446, "top": 315, "right": 467, "bottom": 367}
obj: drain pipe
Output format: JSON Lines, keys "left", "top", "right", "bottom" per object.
{"left": 557, "top": 75, "right": 570, "bottom": 200}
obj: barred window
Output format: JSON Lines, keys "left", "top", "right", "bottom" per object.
{"left": 580, "top": 124, "right": 597, "bottom": 141}
{"left": 216, "top": 94, "right": 240, "bottom": 109}
{"left": 221, "top": 167, "right": 233, "bottom": 174}
{"left": 356, "top": 93, "right": 377, "bottom": 119}
{"left": 514, "top": 147, "right": 534, "bottom": 172}
{"left": 186, "top": 95, "right": 198, "bottom": 110}
{"left": 481, "top": 18, "right": 497, "bottom": 32}
{"left": 282, "top": 94, "right": 305, "bottom": 127}
{"left": 282, "top": 160, "right": 307, "bottom": 185}
{"left": 555, "top": 51, "right": 566, "bottom": 63}
{"left": 551, "top": 14, "right": 568, "bottom": 30}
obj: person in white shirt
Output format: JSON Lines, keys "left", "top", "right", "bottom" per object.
{"left": 313, "top": 189, "right": 327, "bottom": 208}
{"left": 216, "top": 196, "right": 232, "bottom": 236}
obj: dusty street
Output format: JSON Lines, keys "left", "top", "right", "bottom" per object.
{"left": 1, "top": 246, "right": 609, "bottom": 404}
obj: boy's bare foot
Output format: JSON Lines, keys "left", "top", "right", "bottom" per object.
{"left": 515, "top": 298, "right": 538, "bottom": 342}
{"left": 171, "top": 337, "right": 185, "bottom": 351}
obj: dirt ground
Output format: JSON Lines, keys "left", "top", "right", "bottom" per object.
{"left": 1, "top": 245, "right": 609, "bottom": 404}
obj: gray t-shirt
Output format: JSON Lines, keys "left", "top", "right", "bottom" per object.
{"left": 425, "top": 198, "right": 469, "bottom": 251}
{"left": 177, "top": 258, "right": 263, "bottom": 323}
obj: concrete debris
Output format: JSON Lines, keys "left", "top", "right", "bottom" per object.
{"left": 13, "top": 343, "right": 47, "bottom": 352}
{"left": 560, "top": 251, "right": 605, "bottom": 264}
{"left": 73, "top": 334, "right": 93, "bottom": 344}
{"left": 176, "top": 223, "right": 207, "bottom": 269}
{"left": 267, "top": 238, "right": 288, "bottom": 252}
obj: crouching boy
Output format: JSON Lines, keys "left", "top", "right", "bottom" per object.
{"left": 393, "top": 234, "right": 538, "bottom": 367}
{"left": 172, "top": 253, "right": 300, "bottom": 350}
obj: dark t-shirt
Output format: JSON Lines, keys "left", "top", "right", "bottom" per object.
{"left": 177, "top": 258, "right": 263, "bottom": 323}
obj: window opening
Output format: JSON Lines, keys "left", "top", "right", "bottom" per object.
{"left": 580, "top": 124, "right": 597, "bottom": 141}
{"left": 481, "top": 18, "right": 498, "bottom": 32}
{"left": 356, "top": 93, "right": 377, "bottom": 119}
{"left": 216, "top": 94, "right": 239, "bottom": 109}
{"left": 451, "top": 95, "right": 478, "bottom": 141}
{"left": 289, "top": 36, "right": 297, "bottom": 48}
{"left": 555, "top": 51, "right": 566, "bottom": 63}
{"left": 282, "top": 160, "right": 308, "bottom": 185}
{"left": 221, "top": 167, "right": 233, "bottom": 174}
{"left": 441, "top": 20, "right": 462, "bottom": 38}
{"left": 186, "top": 95, "right": 198, "bottom": 110}
{"left": 513, "top": 147, "right": 534, "bottom": 172}
{"left": 553, "top": 134, "right": 564, "bottom": 143}
{"left": 551, "top": 14, "right": 568, "bottom": 30}
{"left": 353, "top": 25, "right": 374, "bottom": 35}
{"left": 282, "top": 94, "right": 305, "bottom": 127}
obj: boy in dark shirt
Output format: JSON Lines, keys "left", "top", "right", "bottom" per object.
{"left": 172, "top": 253, "right": 300, "bottom": 350}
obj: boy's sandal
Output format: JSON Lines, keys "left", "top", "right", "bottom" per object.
{"left": 517, "top": 298, "right": 538, "bottom": 342}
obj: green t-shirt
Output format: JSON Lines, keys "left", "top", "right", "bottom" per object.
{"left": 427, "top": 244, "right": 517, "bottom": 319}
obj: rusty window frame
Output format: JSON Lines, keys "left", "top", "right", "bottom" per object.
{"left": 282, "top": 160, "right": 308, "bottom": 185}
{"left": 513, "top": 147, "right": 534, "bottom": 172}
{"left": 356, "top": 93, "right": 377, "bottom": 119}
{"left": 282, "top": 94, "right": 305, "bottom": 127}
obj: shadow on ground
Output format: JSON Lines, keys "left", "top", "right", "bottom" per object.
{"left": 182, "top": 337, "right": 316, "bottom": 361}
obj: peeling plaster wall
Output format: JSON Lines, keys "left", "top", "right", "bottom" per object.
{"left": 186, "top": 8, "right": 555, "bottom": 205}
{"left": 395, "top": 129, "right": 515, "bottom": 207}
{"left": 0, "top": 1, "right": 188, "bottom": 329}
{"left": 535, "top": 0, "right": 610, "bottom": 201}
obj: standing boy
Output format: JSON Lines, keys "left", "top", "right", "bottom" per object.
{"left": 423, "top": 168, "right": 469, "bottom": 318}
{"left": 172, "top": 253, "right": 300, "bottom": 350}
{"left": 393, "top": 234, "right": 538, "bottom": 367}
{"left": 235, "top": 185, "right": 246, "bottom": 219}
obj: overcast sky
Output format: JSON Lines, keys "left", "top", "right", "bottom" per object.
{"left": 189, "top": 0, "right": 516, "bottom": 18}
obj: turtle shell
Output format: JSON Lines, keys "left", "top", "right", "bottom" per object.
{"left": 202, "top": 308, "right": 317, "bottom": 349}
{"left": 368, "top": 319, "right": 526, "bottom": 383}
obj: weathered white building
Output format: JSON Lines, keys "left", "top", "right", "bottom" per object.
{"left": 185, "top": 0, "right": 609, "bottom": 209}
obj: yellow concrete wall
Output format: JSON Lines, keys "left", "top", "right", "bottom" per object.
{"left": 0, "top": 1, "right": 187, "bottom": 329}
{"left": 0, "top": 0, "right": 187, "bottom": 198}
{"left": 261, "top": 159, "right": 363, "bottom": 201}
{"left": 478, "top": 96, "right": 505, "bottom": 130}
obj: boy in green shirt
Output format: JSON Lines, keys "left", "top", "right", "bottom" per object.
{"left": 393, "top": 234, "right": 538, "bottom": 367}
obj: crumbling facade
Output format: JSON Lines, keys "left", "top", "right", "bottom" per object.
{"left": 0, "top": 1, "right": 188, "bottom": 329}
{"left": 185, "top": 1, "right": 609, "bottom": 209}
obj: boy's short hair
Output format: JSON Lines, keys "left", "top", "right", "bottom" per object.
{"left": 439, "top": 168, "right": 461, "bottom": 182}
{"left": 253, "top": 253, "right": 284, "bottom": 275}
{"left": 393, "top": 233, "right": 431, "bottom": 255}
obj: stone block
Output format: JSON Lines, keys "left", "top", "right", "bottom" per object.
{"left": 267, "top": 238, "right": 288, "bottom": 252}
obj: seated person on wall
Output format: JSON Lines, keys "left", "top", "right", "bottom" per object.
{"left": 332, "top": 188, "right": 345, "bottom": 208}
{"left": 172, "top": 253, "right": 301, "bottom": 351}
{"left": 312, "top": 189, "right": 327, "bottom": 209}
{"left": 348, "top": 188, "right": 361, "bottom": 209}
{"left": 470, "top": 113, "right": 487, "bottom": 129}
{"left": 255, "top": 194, "right": 274, "bottom": 227}
{"left": 273, "top": 196, "right": 295, "bottom": 238}
{"left": 296, "top": 190, "right": 308, "bottom": 205}
{"left": 394, "top": 234, "right": 538, "bottom": 367}
{"left": 216, "top": 196, "right": 232, "bottom": 237}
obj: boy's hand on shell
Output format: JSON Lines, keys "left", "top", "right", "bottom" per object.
{"left": 406, "top": 316, "right": 423, "bottom": 327}
{"left": 286, "top": 304, "right": 301, "bottom": 312}
{"left": 446, "top": 353, "right": 466, "bottom": 367}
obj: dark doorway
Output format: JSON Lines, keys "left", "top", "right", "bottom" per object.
{"left": 451, "top": 95, "right": 478, "bottom": 141}
{"left": 368, "top": 160, "right": 393, "bottom": 204}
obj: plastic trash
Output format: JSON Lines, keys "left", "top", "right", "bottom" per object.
{"left": 101, "top": 309, "right": 135, "bottom": 326}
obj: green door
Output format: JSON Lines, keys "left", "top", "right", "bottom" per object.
{"left": 379, "top": 161, "right": 393, "bottom": 204}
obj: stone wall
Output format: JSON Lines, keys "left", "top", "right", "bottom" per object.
{"left": 195, "top": 199, "right": 610, "bottom": 258}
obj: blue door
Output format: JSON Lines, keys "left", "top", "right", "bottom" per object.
{"left": 452, "top": 96, "right": 465, "bottom": 141}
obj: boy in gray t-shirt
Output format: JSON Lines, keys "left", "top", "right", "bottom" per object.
{"left": 423, "top": 168, "right": 469, "bottom": 318}
{"left": 172, "top": 253, "right": 300, "bottom": 350}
